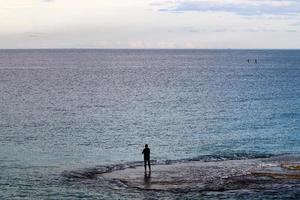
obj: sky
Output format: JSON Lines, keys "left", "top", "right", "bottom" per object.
{"left": 1, "top": 0, "right": 300, "bottom": 49}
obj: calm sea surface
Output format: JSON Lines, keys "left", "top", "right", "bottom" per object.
{"left": 0, "top": 49, "right": 300, "bottom": 199}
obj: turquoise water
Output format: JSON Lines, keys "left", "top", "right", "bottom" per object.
{"left": 0, "top": 49, "right": 300, "bottom": 199}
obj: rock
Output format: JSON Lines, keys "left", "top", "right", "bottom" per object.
{"left": 100, "top": 155, "right": 300, "bottom": 192}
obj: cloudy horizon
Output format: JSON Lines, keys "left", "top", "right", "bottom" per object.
{"left": 1, "top": 0, "right": 300, "bottom": 49}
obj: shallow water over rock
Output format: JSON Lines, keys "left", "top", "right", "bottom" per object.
{"left": 99, "top": 155, "right": 300, "bottom": 192}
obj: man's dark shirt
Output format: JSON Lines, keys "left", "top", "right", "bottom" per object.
{"left": 142, "top": 147, "right": 150, "bottom": 160}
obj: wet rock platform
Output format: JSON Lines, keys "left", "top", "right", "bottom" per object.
{"left": 100, "top": 155, "right": 300, "bottom": 192}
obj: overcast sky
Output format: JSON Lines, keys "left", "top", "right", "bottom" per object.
{"left": 1, "top": 0, "right": 300, "bottom": 49}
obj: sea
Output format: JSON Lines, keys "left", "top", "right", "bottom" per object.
{"left": 0, "top": 49, "right": 300, "bottom": 199}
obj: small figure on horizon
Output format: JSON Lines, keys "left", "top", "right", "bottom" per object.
{"left": 255, "top": 59, "right": 257, "bottom": 64}
{"left": 247, "top": 59, "right": 250, "bottom": 63}
{"left": 142, "top": 144, "right": 151, "bottom": 171}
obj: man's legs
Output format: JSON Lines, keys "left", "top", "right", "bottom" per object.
{"left": 147, "top": 159, "right": 151, "bottom": 171}
{"left": 144, "top": 160, "right": 147, "bottom": 171}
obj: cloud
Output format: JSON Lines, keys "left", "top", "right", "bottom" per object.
{"left": 153, "top": 0, "right": 300, "bottom": 16}
{"left": 26, "top": 32, "right": 48, "bottom": 38}
{"left": 166, "top": 26, "right": 229, "bottom": 33}
{"left": 166, "top": 26, "right": 292, "bottom": 33}
{"left": 286, "top": 29, "right": 298, "bottom": 32}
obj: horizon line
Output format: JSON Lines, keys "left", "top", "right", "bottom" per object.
{"left": 1, "top": 48, "right": 300, "bottom": 50}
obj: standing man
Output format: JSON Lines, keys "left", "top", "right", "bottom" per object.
{"left": 142, "top": 144, "right": 151, "bottom": 171}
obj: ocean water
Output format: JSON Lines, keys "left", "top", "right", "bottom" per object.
{"left": 0, "top": 49, "right": 300, "bottom": 199}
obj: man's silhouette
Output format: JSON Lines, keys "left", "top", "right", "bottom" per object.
{"left": 142, "top": 144, "right": 151, "bottom": 171}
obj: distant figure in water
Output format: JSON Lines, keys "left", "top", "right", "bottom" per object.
{"left": 247, "top": 59, "right": 250, "bottom": 63}
{"left": 255, "top": 59, "right": 257, "bottom": 64}
{"left": 142, "top": 144, "right": 151, "bottom": 171}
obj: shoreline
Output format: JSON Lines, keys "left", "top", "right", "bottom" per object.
{"left": 100, "top": 155, "right": 300, "bottom": 192}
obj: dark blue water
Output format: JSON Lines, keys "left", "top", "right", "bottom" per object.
{"left": 0, "top": 49, "right": 300, "bottom": 199}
